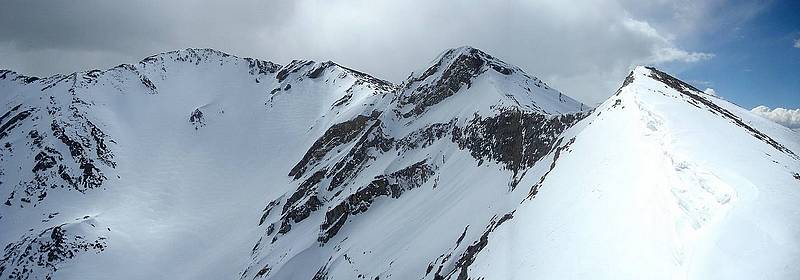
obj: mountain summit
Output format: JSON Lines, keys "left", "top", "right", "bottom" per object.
{"left": 397, "top": 46, "right": 584, "bottom": 119}
{"left": 0, "top": 48, "right": 797, "bottom": 280}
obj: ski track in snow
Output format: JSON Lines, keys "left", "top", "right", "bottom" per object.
{"left": 634, "top": 95, "right": 736, "bottom": 274}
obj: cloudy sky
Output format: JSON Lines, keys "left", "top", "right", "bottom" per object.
{"left": 0, "top": 0, "right": 797, "bottom": 118}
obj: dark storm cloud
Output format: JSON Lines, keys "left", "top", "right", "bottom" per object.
{"left": 0, "top": 0, "right": 296, "bottom": 50}
{"left": 0, "top": 0, "right": 750, "bottom": 104}
{"left": 0, "top": 0, "right": 295, "bottom": 78}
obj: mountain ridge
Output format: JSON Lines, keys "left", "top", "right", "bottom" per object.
{"left": 0, "top": 47, "right": 797, "bottom": 280}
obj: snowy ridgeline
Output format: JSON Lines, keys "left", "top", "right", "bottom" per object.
{"left": 0, "top": 47, "right": 798, "bottom": 280}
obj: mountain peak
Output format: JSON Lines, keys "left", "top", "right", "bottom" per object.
{"left": 140, "top": 48, "right": 235, "bottom": 63}
{"left": 608, "top": 65, "right": 798, "bottom": 159}
{"left": 438, "top": 46, "right": 492, "bottom": 63}
{"left": 641, "top": 66, "right": 703, "bottom": 94}
{"left": 446, "top": 45, "right": 482, "bottom": 54}
{"left": 615, "top": 66, "right": 718, "bottom": 101}
{"left": 136, "top": 48, "right": 281, "bottom": 74}
{"left": 1, "top": 47, "right": 798, "bottom": 280}
{"left": 396, "top": 47, "right": 583, "bottom": 118}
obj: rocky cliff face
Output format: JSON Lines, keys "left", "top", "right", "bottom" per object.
{"left": 1, "top": 48, "right": 797, "bottom": 280}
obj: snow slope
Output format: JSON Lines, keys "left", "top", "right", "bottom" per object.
{"left": 457, "top": 66, "right": 800, "bottom": 280}
{"left": 1, "top": 48, "right": 797, "bottom": 280}
{"left": 0, "top": 48, "right": 395, "bottom": 279}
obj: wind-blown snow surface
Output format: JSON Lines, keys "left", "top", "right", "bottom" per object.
{"left": 0, "top": 47, "right": 797, "bottom": 280}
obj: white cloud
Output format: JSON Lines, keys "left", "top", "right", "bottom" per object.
{"left": 622, "top": 18, "right": 713, "bottom": 64}
{"left": 794, "top": 39, "right": 800, "bottom": 49}
{"left": 703, "top": 88, "right": 717, "bottom": 96}
{"left": 652, "top": 47, "right": 714, "bottom": 63}
{"left": 751, "top": 106, "right": 800, "bottom": 129}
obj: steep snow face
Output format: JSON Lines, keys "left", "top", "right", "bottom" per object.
{"left": 1, "top": 48, "right": 798, "bottom": 280}
{"left": 456, "top": 66, "right": 800, "bottom": 280}
{"left": 243, "top": 46, "right": 588, "bottom": 280}
{"left": 0, "top": 49, "right": 395, "bottom": 280}
{"left": 0, "top": 46, "right": 585, "bottom": 280}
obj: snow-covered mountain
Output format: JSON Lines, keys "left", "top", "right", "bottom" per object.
{"left": 0, "top": 47, "right": 797, "bottom": 280}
